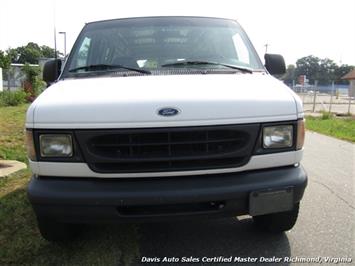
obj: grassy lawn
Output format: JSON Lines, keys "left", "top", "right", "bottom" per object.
{"left": 305, "top": 115, "right": 355, "bottom": 142}
{"left": 0, "top": 105, "right": 139, "bottom": 265}
{"left": 0, "top": 104, "right": 29, "bottom": 162}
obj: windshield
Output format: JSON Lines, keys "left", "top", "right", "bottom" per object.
{"left": 63, "top": 17, "right": 264, "bottom": 77}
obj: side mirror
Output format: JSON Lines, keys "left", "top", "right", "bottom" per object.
{"left": 264, "top": 54, "right": 286, "bottom": 75}
{"left": 43, "top": 59, "right": 62, "bottom": 85}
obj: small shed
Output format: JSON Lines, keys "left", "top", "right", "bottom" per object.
{"left": 342, "top": 69, "right": 355, "bottom": 97}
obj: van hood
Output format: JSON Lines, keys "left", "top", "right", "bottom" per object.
{"left": 27, "top": 73, "right": 301, "bottom": 129}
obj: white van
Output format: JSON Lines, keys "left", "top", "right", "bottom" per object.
{"left": 26, "top": 16, "right": 307, "bottom": 241}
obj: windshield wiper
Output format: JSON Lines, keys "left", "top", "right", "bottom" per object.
{"left": 68, "top": 64, "right": 151, "bottom": 74}
{"left": 161, "top": 60, "right": 253, "bottom": 73}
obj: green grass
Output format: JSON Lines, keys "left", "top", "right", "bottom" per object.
{"left": 0, "top": 104, "right": 29, "bottom": 162}
{"left": 0, "top": 105, "right": 139, "bottom": 265}
{"left": 305, "top": 114, "right": 355, "bottom": 142}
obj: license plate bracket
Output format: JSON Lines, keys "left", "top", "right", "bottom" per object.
{"left": 249, "top": 187, "right": 294, "bottom": 216}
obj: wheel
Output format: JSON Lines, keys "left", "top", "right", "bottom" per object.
{"left": 252, "top": 203, "right": 300, "bottom": 233}
{"left": 37, "top": 217, "right": 82, "bottom": 242}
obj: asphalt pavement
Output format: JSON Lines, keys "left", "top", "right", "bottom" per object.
{"left": 133, "top": 132, "right": 354, "bottom": 265}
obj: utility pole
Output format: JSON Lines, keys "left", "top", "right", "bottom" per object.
{"left": 53, "top": 0, "right": 57, "bottom": 59}
{"left": 329, "top": 81, "right": 334, "bottom": 113}
{"left": 54, "top": 26, "right": 57, "bottom": 59}
{"left": 59, "top": 32, "right": 67, "bottom": 57}
{"left": 312, "top": 80, "right": 318, "bottom": 113}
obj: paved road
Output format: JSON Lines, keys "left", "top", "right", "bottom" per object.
{"left": 134, "top": 132, "right": 354, "bottom": 265}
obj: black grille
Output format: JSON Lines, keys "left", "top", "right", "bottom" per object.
{"left": 75, "top": 124, "right": 260, "bottom": 173}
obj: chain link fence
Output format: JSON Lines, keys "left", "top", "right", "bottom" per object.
{"left": 292, "top": 82, "right": 354, "bottom": 115}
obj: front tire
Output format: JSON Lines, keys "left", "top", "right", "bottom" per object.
{"left": 37, "top": 217, "right": 82, "bottom": 242}
{"left": 252, "top": 203, "right": 300, "bottom": 233}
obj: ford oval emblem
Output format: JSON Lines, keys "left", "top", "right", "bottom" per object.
{"left": 158, "top": 107, "right": 180, "bottom": 117}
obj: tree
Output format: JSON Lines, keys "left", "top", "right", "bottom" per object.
{"left": 292, "top": 55, "right": 353, "bottom": 85}
{"left": 41, "top": 45, "right": 57, "bottom": 58}
{"left": 295, "top": 55, "right": 321, "bottom": 84}
{"left": 0, "top": 50, "right": 13, "bottom": 90}
{"left": 7, "top": 43, "right": 60, "bottom": 64}
{"left": 6, "top": 48, "right": 20, "bottom": 63}
{"left": 282, "top": 64, "right": 296, "bottom": 85}
{"left": 0, "top": 50, "right": 11, "bottom": 69}
{"left": 317, "top": 58, "right": 338, "bottom": 85}
{"left": 17, "top": 45, "right": 42, "bottom": 64}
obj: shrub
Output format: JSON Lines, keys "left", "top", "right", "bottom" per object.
{"left": 32, "top": 79, "right": 46, "bottom": 97}
{"left": 23, "top": 64, "right": 41, "bottom": 85}
{"left": 321, "top": 111, "right": 333, "bottom": 120}
{"left": 22, "top": 64, "right": 43, "bottom": 101}
{"left": 0, "top": 90, "right": 27, "bottom": 107}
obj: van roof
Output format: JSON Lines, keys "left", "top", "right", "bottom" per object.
{"left": 86, "top": 16, "right": 237, "bottom": 25}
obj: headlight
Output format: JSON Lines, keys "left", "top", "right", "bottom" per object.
{"left": 40, "top": 134, "right": 73, "bottom": 157}
{"left": 263, "top": 125, "right": 293, "bottom": 148}
{"left": 25, "top": 130, "right": 37, "bottom": 161}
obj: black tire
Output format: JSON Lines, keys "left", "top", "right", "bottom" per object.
{"left": 37, "top": 217, "right": 82, "bottom": 242}
{"left": 252, "top": 203, "right": 300, "bottom": 233}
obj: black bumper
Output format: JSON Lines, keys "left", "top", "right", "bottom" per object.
{"left": 28, "top": 166, "right": 307, "bottom": 223}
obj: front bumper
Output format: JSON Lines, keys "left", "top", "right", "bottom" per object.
{"left": 28, "top": 165, "right": 307, "bottom": 223}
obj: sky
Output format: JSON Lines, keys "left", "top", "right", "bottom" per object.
{"left": 0, "top": 0, "right": 354, "bottom": 66}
